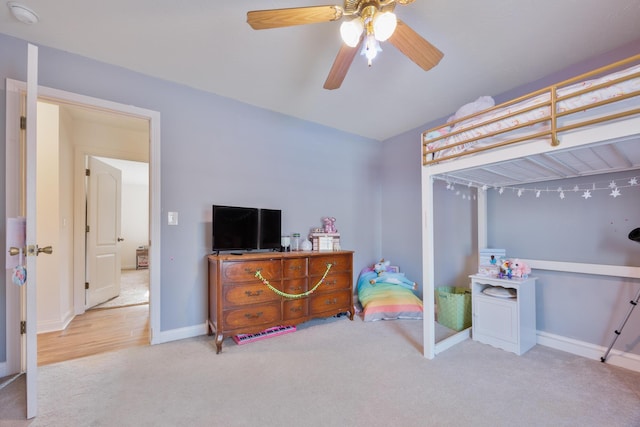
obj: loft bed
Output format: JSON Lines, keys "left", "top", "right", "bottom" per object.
{"left": 420, "top": 54, "right": 640, "bottom": 359}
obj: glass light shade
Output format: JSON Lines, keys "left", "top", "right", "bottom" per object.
{"left": 363, "top": 34, "right": 380, "bottom": 64}
{"left": 373, "top": 12, "right": 397, "bottom": 41}
{"left": 340, "top": 18, "right": 364, "bottom": 47}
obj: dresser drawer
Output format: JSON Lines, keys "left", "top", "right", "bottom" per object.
{"left": 309, "top": 290, "right": 351, "bottom": 315}
{"left": 282, "top": 278, "right": 308, "bottom": 297}
{"left": 222, "top": 302, "right": 281, "bottom": 330}
{"left": 221, "top": 260, "right": 281, "bottom": 283}
{"left": 283, "top": 299, "right": 308, "bottom": 321}
{"left": 309, "top": 254, "right": 351, "bottom": 275}
{"left": 283, "top": 258, "right": 307, "bottom": 278}
{"left": 223, "top": 283, "right": 280, "bottom": 307}
{"left": 314, "top": 273, "right": 350, "bottom": 294}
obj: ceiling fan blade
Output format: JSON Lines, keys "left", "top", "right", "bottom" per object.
{"left": 323, "top": 38, "right": 363, "bottom": 90}
{"left": 247, "top": 5, "right": 343, "bottom": 30}
{"left": 388, "top": 19, "right": 443, "bottom": 71}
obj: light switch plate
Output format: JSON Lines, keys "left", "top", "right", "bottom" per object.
{"left": 168, "top": 211, "right": 178, "bottom": 225}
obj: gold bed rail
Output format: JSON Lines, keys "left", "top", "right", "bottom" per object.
{"left": 422, "top": 53, "right": 640, "bottom": 166}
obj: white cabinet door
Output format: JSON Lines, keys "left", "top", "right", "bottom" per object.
{"left": 473, "top": 295, "right": 518, "bottom": 344}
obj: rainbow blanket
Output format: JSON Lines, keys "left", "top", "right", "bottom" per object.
{"left": 357, "top": 268, "right": 423, "bottom": 322}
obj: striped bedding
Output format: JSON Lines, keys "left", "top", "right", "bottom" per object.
{"left": 357, "top": 267, "right": 423, "bottom": 322}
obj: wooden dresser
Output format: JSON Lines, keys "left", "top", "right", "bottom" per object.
{"left": 207, "top": 250, "right": 354, "bottom": 353}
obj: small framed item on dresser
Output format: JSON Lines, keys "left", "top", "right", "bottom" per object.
{"left": 478, "top": 248, "right": 505, "bottom": 277}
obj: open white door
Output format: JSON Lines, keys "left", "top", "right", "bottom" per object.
{"left": 85, "top": 156, "right": 122, "bottom": 309}
{"left": 24, "top": 42, "right": 43, "bottom": 420}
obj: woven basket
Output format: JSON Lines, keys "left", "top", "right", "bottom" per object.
{"left": 435, "top": 286, "right": 472, "bottom": 331}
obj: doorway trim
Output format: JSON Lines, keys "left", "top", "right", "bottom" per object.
{"left": 5, "top": 80, "right": 162, "bottom": 370}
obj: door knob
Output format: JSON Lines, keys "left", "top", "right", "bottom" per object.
{"left": 37, "top": 246, "right": 53, "bottom": 255}
{"left": 8, "top": 246, "right": 24, "bottom": 256}
{"left": 117, "top": 237, "right": 125, "bottom": 242}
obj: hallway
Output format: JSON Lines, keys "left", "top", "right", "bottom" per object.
{"left": 37, "top": 304, "right": 149, "bottom": 366}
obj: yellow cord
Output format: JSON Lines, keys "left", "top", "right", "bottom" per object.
{"left": 255, "top": 263, "right": 333, "bottom": 299}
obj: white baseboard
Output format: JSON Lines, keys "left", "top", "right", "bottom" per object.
{"left": 151, "top": 322, "right": 208, "bottom": 345}
{"left": 537, "top": 330, "right": 640, "bottom": 373}
{"left": 37, "top": 309, "right": 74, "bottom": 334}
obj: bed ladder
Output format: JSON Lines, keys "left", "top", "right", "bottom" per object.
{"left": 601, "top": 286, "right": 640, "bottom": 363}
{"left": 602, "top": 228, "right": 640, "bottom": 363}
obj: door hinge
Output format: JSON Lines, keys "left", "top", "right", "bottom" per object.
{"left": 20, "top": 321, "right": 26, "bottom": 335}
{"left": 85, "top": 168, "right": 90, "bottom": 176}
{"left": 20, "top": 116, "right": 26, "bottom": 130}
{"left": 85, "top": 282, "right": 90, "bottom": 290}
{"left": 86, "top": 225, "right": 90, "bottom": 233}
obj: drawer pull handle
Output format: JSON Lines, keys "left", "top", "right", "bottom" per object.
{"left": 243, "top": 267, "right": 255, "bottom": 274}
{"left": 289, "top": 265, "right": 302, "bottom": 271}
{"left": 326, "top": 280, "right": 337, "bottom": 286}
{"left": 245, "top": 290, "right": 263, "bottom": 297}
{"left": 244, "top": 312, "right": 263, "bottom": 319}
{"left": 290, "top": 306, "right": 303, "bottom": 313}
{"left": 325, "top": 298, "right": 338, "bottom": 305}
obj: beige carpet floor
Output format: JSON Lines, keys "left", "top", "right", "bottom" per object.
{"left": 2, "top": 317, "right": 640, "bottom": 426}
{"left": 91, "top": 269, "right": 149, "bottom": 310}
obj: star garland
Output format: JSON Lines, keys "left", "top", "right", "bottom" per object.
{"left": 437, "top": 175, "right": 639, "bottom": 201}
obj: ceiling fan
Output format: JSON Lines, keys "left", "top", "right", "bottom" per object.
{"left": 247, "top": 0, "right": 444, "bottom": 90}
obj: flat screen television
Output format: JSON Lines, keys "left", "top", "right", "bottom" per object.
{"left": 259, "top": 208, "right": 282, "bottom": 250}
{"left": 212, "top": 205, "right": 259, "bottom": 252}
{"left": 212, "top": 205, "right": 282, "bottom": 253}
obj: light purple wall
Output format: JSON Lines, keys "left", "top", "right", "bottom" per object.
{"left": 0, "top": 33, "right": 382, "bottom": 360}
{"left": 488, "top": 173, "right": 640, "bottom": 348}
{"left": 378, "top": 128, "right": 423, "bottom": 285}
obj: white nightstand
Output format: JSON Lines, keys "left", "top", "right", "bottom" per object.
{"left": 470, "top": 275, "right": 537, "bottom": 355}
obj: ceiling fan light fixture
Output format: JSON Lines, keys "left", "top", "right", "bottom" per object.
{"left": 372, "top": 11, "right": 396, "bottom": 41}
{"left": 340, "top": 18, "right": 364, "bottom": 47}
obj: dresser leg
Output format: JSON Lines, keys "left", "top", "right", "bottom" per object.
{"left": 348, "top": 306, "right": 355, "bottom": 321}
{"left": 215, "top": 333, "right": 224, "bottom": 354}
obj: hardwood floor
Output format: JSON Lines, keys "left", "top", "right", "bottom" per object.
{"left": 37, "top": 304, "right": 149, "bottom": 366}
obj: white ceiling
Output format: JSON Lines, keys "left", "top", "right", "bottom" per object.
{"left": 2, "top": 1, "right": 640, "bottom": 141}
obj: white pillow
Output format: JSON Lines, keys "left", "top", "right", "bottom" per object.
{"left": 453, "top": 96, "right": 495, "bottom": 122}
{"left": 482, "top": 286, "right": 516, "bottom": 299}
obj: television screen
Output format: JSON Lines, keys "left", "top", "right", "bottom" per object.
{"left": 259, "top": 209, "right": 281, "bottom": 250}
{"left": 212, "top": 205, "right": 259, "bottom": 251}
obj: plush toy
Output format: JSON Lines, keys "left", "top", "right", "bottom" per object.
{"left": 497, "top": 258, "right": 530, "bottom": 279}
{"left": 322, "top": 217, "right": 337, "bottom": 233}
{"left": 498, "top": 259, "right": 513, "bottom": 279}
{"left": 511, "top": 259, "right": 531, "bottom": 279}
{"left": 369, "top": 259, "right": 417, "bottom": 291}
